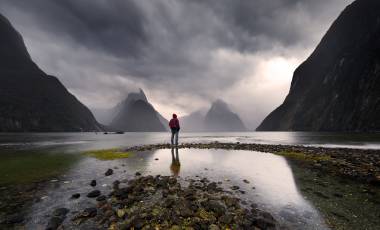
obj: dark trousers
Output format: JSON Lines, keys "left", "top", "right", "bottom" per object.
{"left": 171, "top": 129, "right": 179, "bottom": 145}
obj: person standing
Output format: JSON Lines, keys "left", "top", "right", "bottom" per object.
{"left": 169, "top": 114, "right": 180, "bottom": 145}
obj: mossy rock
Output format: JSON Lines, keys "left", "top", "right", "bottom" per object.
{"left": 277, "top": 151, "right": 331, "bottom": 162}
{"left": 83, "top": 148, "right": 132, "bottom": 160}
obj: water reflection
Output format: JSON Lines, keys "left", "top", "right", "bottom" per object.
{"left": 170, "top": 147, "right": 181, "bottom": 176}
{"left": 146, "top": 149, "right": 329, "bottom": 229}
{"left": 26, "top": 149, "right": 328, "bottom": 229}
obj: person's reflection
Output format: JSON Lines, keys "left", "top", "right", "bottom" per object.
{"left": 170, "top": 147, "right": 181, "bottom": 176}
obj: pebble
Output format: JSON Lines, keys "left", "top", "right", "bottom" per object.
{"left": 90, "top": 180, "right": 96, "bottom": 187}
{"left": 96, "top": 195, "right": 106, "bottom": 201}
{"left": 105, "top": 169, "right": 113, "bottom": 176}
{"left": 71, "top": 193, "right": 80, "bottom": 199}
{"left": 231, "top": 185, "right": 240, "bottom": 190}
{"left": 87, "top": 190, "right": 101, "bottom": 198}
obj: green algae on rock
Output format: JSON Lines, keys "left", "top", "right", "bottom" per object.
{"left": 83, "top": 149, "right": 131, "bottom": 160}
{"left": 276, "top": 151, "right": 331, "bottom": 162}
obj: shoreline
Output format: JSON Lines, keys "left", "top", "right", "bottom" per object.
{"left": 1, "top": 142, "right": 379, "bottom": 229}
{"left": 124, "top": 142, "right": 380, "bottom": 186}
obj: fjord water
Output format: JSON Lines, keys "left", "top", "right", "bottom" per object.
{"left": 0, "top": 132, "right": 380, "bottom": 229}
{"left": 1, "top": 132, "right": 380, "bottom": 151}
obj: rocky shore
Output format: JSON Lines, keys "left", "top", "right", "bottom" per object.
{"left": 124, "top": 142, "right": 380, "bottom": 185}
{"left": 0, "top": 181, "right": 49, "bottom": 229}
{"left": 47, "top": 173, "right": 278, "bottom": 230}
{"left": 4, "top": 142, "right": 380, "bottom": 230}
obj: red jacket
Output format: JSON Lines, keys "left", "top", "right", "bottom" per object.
{"left": 169, "top": 118, "right": 180, "bottom": 129}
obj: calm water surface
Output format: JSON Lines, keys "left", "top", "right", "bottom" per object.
{"left": 27, "top": 148, "right": 328, "bottom": 229}
{"left": 0, "top": 132, "right": 379, "bottom": 151}
{"left": 0, "top": 132, "right": 379, "bottom": 229}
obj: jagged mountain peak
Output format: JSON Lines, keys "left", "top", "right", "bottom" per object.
{"left": 124, "top": 88, "right": 148, "bottom": 103}
{"left": 209, "top": 99, "right": 232, "bottom": 113}
{"left": 110, "top": 98, "right": 166, "bottom": 132}
{"left": 204, "top": 100, "right": 247, "bottom": 132}
{"left": 92, "top": 88, "right": 168, "bottom": 130}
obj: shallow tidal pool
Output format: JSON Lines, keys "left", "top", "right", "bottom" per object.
{"left": 20, "top": 148, "right": 328, "bottom": 229}
{"left": 1, "top": 146, "right": 379, "bottom": 229}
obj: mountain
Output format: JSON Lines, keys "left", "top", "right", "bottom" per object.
{"left": 180, "top": 100, "right": 245, "bottom": 132}
{"left": 91, "top": 90, "right": 147, "bottom": 125}
{"left": 109, "top": 90, "right": 167, "bottom": 131}
{"left": 257, "top": 0, "right": 380, "bottom": 132}
{"left": 180, "top": 100, "right": 247, "bottom": 132}
{"left": 92, "top": 89, "right": 169, "bottom": 130}
{"left": 204, "top": 100, "right": 247, "bottom": 132}
{"left": 180, "top": 110, "right": 207, "bottom": 132}
{"left": 0, "top": 14, "right": 102, "bottom": 132}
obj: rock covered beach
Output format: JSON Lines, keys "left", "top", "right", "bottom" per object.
{"left": 2, "top": 141, "right": 379, "bottom": 230}
{"left": 41, "top": 142, "right": 380, "bottom": 230}
{"left": 48, "top": 172, "right": 278, "bottom": 230}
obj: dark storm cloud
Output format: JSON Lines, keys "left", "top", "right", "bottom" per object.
{"left": 194, "top": 0, "right": 305, "bottom": 50}
{"left": 0, "top": 0, "right": 353, "bottom": 128}
{"left": 1, "top": 0, "right": 147, "bottom": 58}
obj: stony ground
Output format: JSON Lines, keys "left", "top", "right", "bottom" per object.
{"left": 0, "top": 181, "right": 48, "bottom": 230}
{"left": 46, "top": 172, "right": 278, "bottom": 230}
{"left": 124, "top": 142, "right": 380, "bottom": 185}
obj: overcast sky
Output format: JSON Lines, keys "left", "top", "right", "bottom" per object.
{"left": 0, "top": 0, "right": 353, "bottom": 129}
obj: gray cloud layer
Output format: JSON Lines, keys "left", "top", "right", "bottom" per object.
{"left": 0, "top": 0, "right": 353, "bottom": 128}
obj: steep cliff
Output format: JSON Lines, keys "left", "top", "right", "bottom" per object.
{"left": 0, "top": 14, "right": 102, "bottom": 131}
{"left": 257, "top": 0, "right": 380, "bottom": 131}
